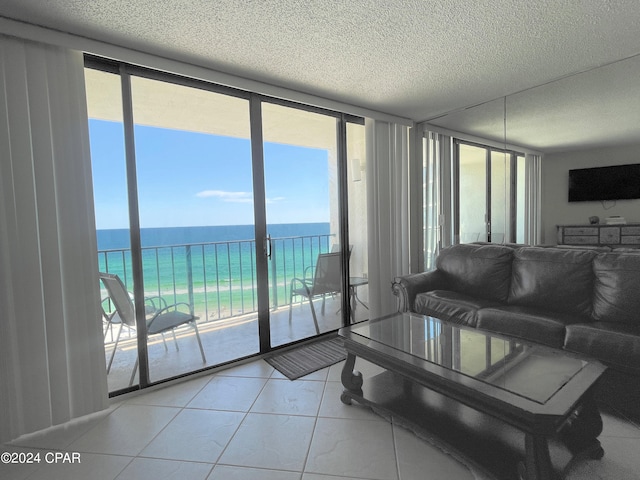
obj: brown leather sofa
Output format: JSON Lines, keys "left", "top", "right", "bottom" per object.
{"left": 392, "top": 243, "right": 640, "bottom": 376}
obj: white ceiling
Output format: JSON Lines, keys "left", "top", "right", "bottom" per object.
{"left": 1, "top": 0, "right": 640, "bottom": 152}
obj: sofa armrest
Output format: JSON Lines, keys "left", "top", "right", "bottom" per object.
{"left": 391, "top": 270, "right": 448, "bottom": 312}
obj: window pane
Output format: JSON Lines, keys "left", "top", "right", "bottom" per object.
{"left": 458, "top": 144, "right": 487, "bottom": 243}
{"left": 490, "top": 150, "right": 510, "bottom": 243}
{"left": 85, "top": 67, "right": 136, "bottom": 392}
{"left": 130, "top": 76, "right": 257, "bottom": 383}
{"left": 261, "top": 102, "right": 342, "bottom": 346}
{"left": 516, "top": 155, "right": 526, "bottom": 243}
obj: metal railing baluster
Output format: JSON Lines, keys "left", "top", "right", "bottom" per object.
{"left": 186, "top": 245, "right": 194, "bottom": 316}
{"left": 99, "top": 233, "right": 334, "bottom": 345}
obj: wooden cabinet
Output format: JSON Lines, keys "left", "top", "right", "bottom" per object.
{"left": 557, "top": 224, "right": 640, "bottom": 247}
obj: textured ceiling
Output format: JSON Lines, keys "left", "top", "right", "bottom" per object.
{"left": 1, "top": 0, "right": 640, "bottom": 151}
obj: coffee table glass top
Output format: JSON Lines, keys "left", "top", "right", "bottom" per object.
{"left": 344, "top": 313, "right": 590, "bottom": 404}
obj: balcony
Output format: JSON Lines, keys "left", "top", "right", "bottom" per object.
{"left": 100, "top": 233, "right": 369, "bottom": 392}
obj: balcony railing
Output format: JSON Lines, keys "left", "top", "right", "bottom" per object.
{"left": 99, "top": 233, "right": 334, "bottom": 334}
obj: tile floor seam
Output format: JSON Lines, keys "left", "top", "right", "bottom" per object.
{"left": 114, "top": 403, "right": 183, "bottom": 460}
{"left": 211, "top": 464, "right": 305, "bottom": 479}
{"left": 133, "top": 450, "right": 218, "bottom": 464}
{"left": 391, "top": 417, "right": 402, "bottom": 480}
{"left": 1, "top": 448, "right": 138, "bottom": 480}
{"left": 36, "top": 451, "right": 138, "bottom": 480}
{"left": 184, "top": 372, "right": 219, "bottom": 404}
{"left": 201, "top": 462, "right": 216, "bottom": 480}
{"left": 183, "top": 405, "right": 251, "bottom": 414}
{"left": 249, "top": 378, "right": 322, "bottom": 417}
{"left": 115, "top": 457, "right": 217, "bottom": 480}
{"left": 300, "top": 377, "right": 328, "bottom": 476}
{"left": 206, "top": 372, "right": 273, "bottom": 469}
{"left": 108, "top": 453, "right": 138, "bottom": 480}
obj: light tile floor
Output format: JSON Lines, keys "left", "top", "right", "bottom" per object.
{"left": 3, "top": 357, "right": 640, "bottom": 480}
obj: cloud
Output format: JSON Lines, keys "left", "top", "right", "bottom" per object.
{"left": 196, "top": 190, "right": 253, "bottom": 203}
{"left": 197, "top": 190, "right": 286, "bottom": 204}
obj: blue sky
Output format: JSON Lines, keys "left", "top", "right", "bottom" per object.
{"left": 90, "top": 120, "right": 331, "bottom": 229}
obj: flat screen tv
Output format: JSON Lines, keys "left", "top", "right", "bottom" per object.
{"left": 568, "top": 163, "right": 640, "bottom": 202}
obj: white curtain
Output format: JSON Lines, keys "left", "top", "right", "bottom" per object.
{"left": 0, "top": 35, "right": 108, "bottom": 443}
{"left": 423, "top": 131, "right": 452, "bottom": 270}
{"left": 365, "top": 119, "right": 411, "bottom": 318}
{"left": 524, "top": 153, "right": 543, "bottom": 245}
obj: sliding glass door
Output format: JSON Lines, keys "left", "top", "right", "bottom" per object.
{"left": 128, "top": 75, "right": 259, "bottom": 385}
{"left": 261, "top": 102, "right": 342, "bottom": 347}
{"left": 86, "top": 58, "right": 358, "bottom": 394}
{"left": 454, "top": 140, "right": 518, "bottom": 245}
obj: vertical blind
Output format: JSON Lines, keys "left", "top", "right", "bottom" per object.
{"left": 365, "top": 119, "right": 411, "bottom": 317}
{"left": 0, "top": 35, "right": 108, "bottom": 443}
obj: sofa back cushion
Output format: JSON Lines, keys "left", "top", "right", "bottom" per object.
{"left": 508, "top": 247, "right": 596, "bottom": 317}
{"left": 593, "top": 253, "right": 640, "bottom": 324}
{"left": 436, "top": 244, "right": 513, "bottom": 302}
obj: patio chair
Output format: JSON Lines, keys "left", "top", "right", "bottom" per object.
{"left": 99, "top": 272, "right": 206, "bottom": 385}
{"left": 101, "top": 288, "right": 167, "bottom": 346}
{"left": 288, "top": 252, "right": 342, "bottom": 334}
{"left": 301, "top": 244, "right": 352, "bottom": 281}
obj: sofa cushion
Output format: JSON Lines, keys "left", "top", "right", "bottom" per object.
{"left": 508, "top": 247, "right": 596, "bottom": 317}
{"left": 477, "top": 306, "right": 584, "bottom": 348}
{"left": 593, "top": 253, "right": 640, "bottom": 324}
{"left": 565, "top": 322, "right": 640, "bottom": 372}
{"left": 436, "top": 244, "right": 514, "bottom": 303}
{"left": 414, "top": 290, "right": 500, "bottom": 327}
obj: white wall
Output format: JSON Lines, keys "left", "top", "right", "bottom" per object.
{"left": 541, "top": 143, "right": 640, "bottom": 244}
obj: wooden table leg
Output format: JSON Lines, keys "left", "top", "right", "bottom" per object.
{"left": 520, "top": 433, "right": 555, "bottom": 480}
{"left": 340, "top": 351, "right": 363, "bottom": 404}
{"left": 559, "top": 391, "right": 604, "bottom": 458}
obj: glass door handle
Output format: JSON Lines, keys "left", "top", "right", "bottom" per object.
{"left": 265, "top": 234, "right": 272, "bottom": 259}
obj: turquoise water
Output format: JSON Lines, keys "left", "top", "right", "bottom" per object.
{"left": 97, "top": 223, "right": 333, "bottom": 319}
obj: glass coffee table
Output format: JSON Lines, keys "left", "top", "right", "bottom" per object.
{"left": 338, "top": 312, "right": 606, "bottom": 480}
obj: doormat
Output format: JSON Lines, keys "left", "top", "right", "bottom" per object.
{"left": 266, "top": 337, "right": 346, "bottom": 380}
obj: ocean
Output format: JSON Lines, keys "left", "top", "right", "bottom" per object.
{"left": 97, "top": 223, "right": 333, "bottom": 320}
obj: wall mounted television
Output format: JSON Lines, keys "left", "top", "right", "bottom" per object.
{"left": 568, "top": 163, "right": 640, "bottom": 202}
